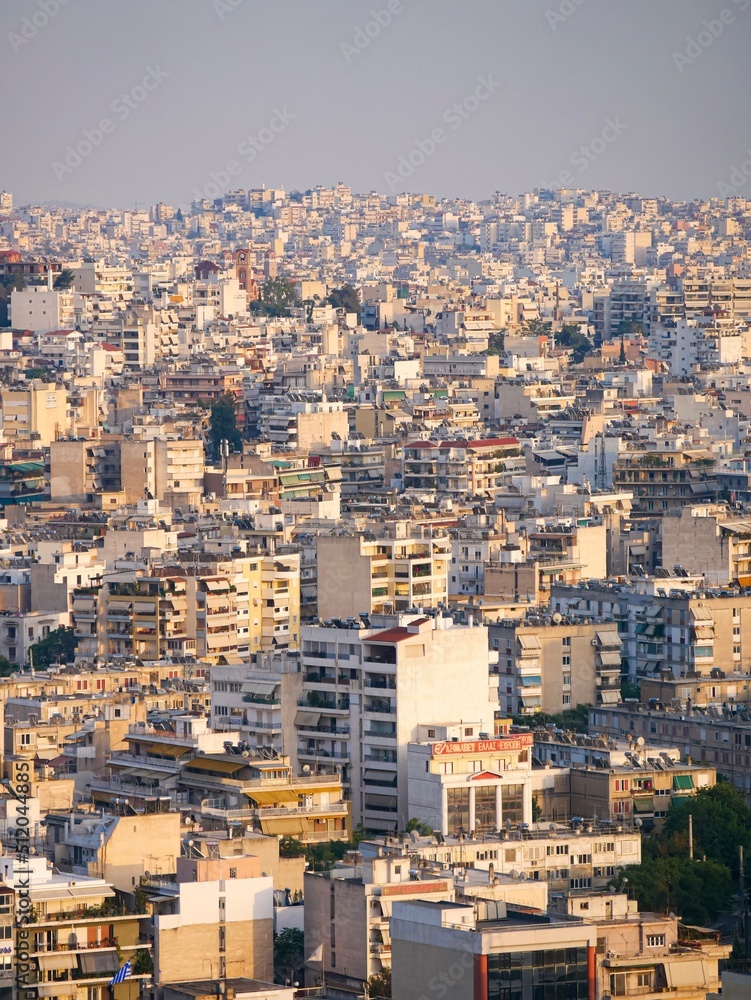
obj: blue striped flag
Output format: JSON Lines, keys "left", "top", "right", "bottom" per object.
{"left": 109, "top": 960, "right": 132, "bottom": 986}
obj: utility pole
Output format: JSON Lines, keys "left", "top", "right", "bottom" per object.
{"left": 688, "top": 812, "right": 693, "bottom": 861}
{"left": 221, "top": 438, "right": 230, "bottom": 499}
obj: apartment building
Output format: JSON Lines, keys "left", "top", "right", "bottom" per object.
{"left": 290, "top": 613, "right": 496, "bottom": 831}
{"left": 148, "top": 854, "right": 274, "bottom": 987}
{"left": 209, "top": 657, "right": 284, "bottom": 749}
{"left": 589, "top": 702, "right": 751, "bottom": 801}
{"left": 662, "top": 504, "right": 751, "bottom": 585}
{"left": 304, "top": 853, "right": 455, "bottom": 993}
{"left": 533, "top": 729, "right": 715, "bottom": 829}
{"left": 489, "top": 617, "right": 622, "bottom": 716}
{"left": 407, "top": 724, "right": 534, "bottom": 835}
{"left": 177, "top": 747, "right": 350, "bottom": 842}
{"left": 359, "top": 822, "right": 643, "bottom": 895}
{"left": 402, "top": 437, "right": 521, "bottom": 495}
{"left": 612, "top": 447, "right": 718, "bottom": 515}
{"left": 449, "top": 510, "right": 510, "bottom": 597}
{"left": 1, "top": 380, "right": 68, "bottom": 446}
{"left": 391, "top": 900, "right": 596, "bottom": 1000}
{"left": 259, "top": 396, "right": 349, "bottom": 450}
{"left": 9, "top": 282, "right": 76, "bottom": 332}
{"left": 552, "top": 578, "right": 751, "bottom": 680}
{"left": 316, "top": 522, "right": 450, "bottom": 619}
{"left": 1, "top": 854, "right": 152, "bottom": 999}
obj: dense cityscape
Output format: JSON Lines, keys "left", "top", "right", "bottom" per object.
{"left": 0, "top": 179, "right": 749, "bottom": 999}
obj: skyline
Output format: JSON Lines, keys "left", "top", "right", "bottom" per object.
{"left": 2, "top": 0, "right": 750, "bottom": 208}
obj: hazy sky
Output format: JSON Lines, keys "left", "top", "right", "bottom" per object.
{"left": 1, "top": 0, "right": 750, "bottom": 208}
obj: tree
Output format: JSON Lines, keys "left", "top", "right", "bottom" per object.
{"left": 250, "top": 276, "right": 300, "bottom": 318}
{"left": 662, "top": 782, "right": 751, "bottom": 876}
{"left": 367, "top": 967, "right": 392, "bottom": 999}
{"left": 513, "top": 703, "right": 591, "bottom": 734}
{"left": 523, "top": 318, "right": 552, "bottom": 338}
{"left": 0, "top": 656, "right": 14, "bottom": 677}
{"left": 53, "top": 268, "right": 74, "bottom": 290}
{"left": 556, "top": 323, "right": 593, "bottom": 364}
{"left": 485, "top": 330, "right": 506, "bottom": 356}
{"left": 405, "top": 817, "right": 433, "bottom": 836}
{"left": 327, "top": 284, "right": 361, "bottom": 319}
{"left": 29, "top": 626, "right": 76, "bottom": 667}
{"left": 613, "top": 855, "right": 732, "bottom": 926}
{"left": 209, "top": 393, "right": 242, "bottom": 460}
{"left": 274, "top": 927, "right": 304, "bottom": 985}
{"left": 0, "top": 273, "right": 27, "bottom": 327}
{"left": 532, "top": 796, "right": 542, "bottom": 822}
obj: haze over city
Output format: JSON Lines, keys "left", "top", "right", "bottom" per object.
{"left": 2, "top": 0, "right": 750, "bottom": 207}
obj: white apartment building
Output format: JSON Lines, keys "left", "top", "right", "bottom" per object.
{"left": 9, "top": 284, "right": 76, "bottom": 333}
{"left": 289, "top": 613, "right": 497, "bottom": 832}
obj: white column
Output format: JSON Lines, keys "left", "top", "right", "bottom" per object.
{"left": 496, "top": 784, "right": 503, "bottom": 830}
{"left": 441, "top": 785, "right": 449, "bottom": 836}
{"left": 522, "top": 778, "right": 533, "bottom": 825}
{"left": 468, "top": 785, "right": 476, "bottom": 835}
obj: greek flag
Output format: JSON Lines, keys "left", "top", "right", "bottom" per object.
{"left": 109, "top": 960, "right": 132, "bottom": 985}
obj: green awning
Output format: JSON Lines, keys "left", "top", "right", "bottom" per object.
{"left": 673, "top": 775, "right": 694, "bottom": 791}
{"left": 633, "top": 797, "right": 654, "bottom": 813}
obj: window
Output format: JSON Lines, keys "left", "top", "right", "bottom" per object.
{"left": 229, "top": 867, "right": 237, "bottom": 879}
{"left": 20, "top": 733, "right": 31, "bottom": 746}
{"left": 464, "top": 727, "right": 473, "bottom": 737}
{"left": 614, "top": 779, "right": 629, "bottom": 792}
{"left": 646, "top": 934, "right": 665, "bottom": 948}
{"left": 562, "top": 655, "right": 571, "bottom": 667}
{"left": 562, "top": 636, "right": 571, "bottom": 647}
{"left": 563, "top": 694, "right": 571, "bottom": 705}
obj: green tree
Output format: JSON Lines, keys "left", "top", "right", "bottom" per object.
{"left": 131, "top": 949, "right": 153, "bottom": 975}
{"left": 662, "top": 782, "right": 751, "bottom": 876}
{"left": 209, "top": 393, "right": 242, "bottom": 460}
{"left": 405, "top": 817, "right": 433, "bottom": 836}
{"left": 250, "top": 276, "right": 300, "bottom": 318}
{"left": 513, "top": 703, "right": 591, "bottom": 733}
{"left": 532, "top": 796, "right": 543, "bottom": 822}
{"left": 0, "top": 273, "right": 27, "bottom": 327}
{"left": 556, "top": 323, "right": 593, "bottom": 364}
{"left": 485, "top": 330, "right": 506, "bottom": 356}
{"left": 274, "top": 927, "right": 304, "bottom": 984}
{"left": 53, "top": 268, "right": 75, "bottom": 290}
{"left": 613, "top": 856, "right": 732, "bottom": 925}
{"left": 523, "top": 318, "right": 552, "bottom": 338}
{"left": 29, "top": 626, "right": 76, "bottom": 667}
{"left": 327, "top": 284, "right": 361, "bottom": 319}
{"left": 367, "top": 967, "right": 392, "bottom": 998}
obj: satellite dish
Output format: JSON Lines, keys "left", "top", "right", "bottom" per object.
{"left": 509, "top": 870, "right": 519, "bottom": 879}
{"left": 636, "top": 736, "right": 645, "bottom": 746}
{"left": 187, "top": 840, "right": 194, "bottom": 847}
{"left": 302, "top": 764, "right": 311, "bottom": 773}
{"left": 549, "top": 823, "right": 557, "bottom": 832}
{"left": 552, "top": 613, "right": 562, "bottom": 624}
{"left": 241, "top": 750, "right": 250, "bottom": 758}
{"left": 144, "top": 870, "right": 151, "bottom": 879}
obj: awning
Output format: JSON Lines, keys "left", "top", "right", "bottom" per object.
{"left": 245, "top": 788, "right": 299, "bottom": 806}
{"left": 146, "top": 743, "right": 188, "bottom": 759}
{"left": 599, "top": 691, "right": 621, "bottom": 704}
{"left": 633, "top": 797, "right": 654, "bottom": 813}
{"left": 295, "top": 710, "right": 322, "bottom": 728}
{"left": 363, "top": 770, "right": 397, "bottom": 786}
{"left": 691, "top": 626, "right": 714, "bottom": 640}
{"left": 79, "top": 951, "right": 120, "bottom": 974}
{"left": 646, "top": 604, "right": 662, "bottom": 618}
{"left": 241, "top": 680, "right": 278, "bottom": 699}
{"left": 183, "top": 757, "right": 246, "bottom": 774}
{"left": 520, "top": 675, "right": 542, "bottom": 687}
{"left": 379, "top": 899, "right": 393, "bottom": 917}
{"left": 132, "top": 602, "right": 157, "bottom": 614}
{"left": 260, "top": 816, "right": 305, "bottom": 835}
{"left": 366, "top": 794, "right": 398, "bottom": 809}
{"left": 37, "top": 953, "right": 77, "bottom": 971}
{"left": 598, "top": 651, "right": 622, "bottom": 667}
{"left": 517, "top": 634, "right": 542, "bottom": 650}
{"left": 673, "top": 774, "right": 694, "bottom": 791}
{"left": 36, "top": 983, "right": 78, "bottom": 999}
{"left": 663, "top": 959, "right": 708, "bottom": 988}
{"left": 520, "top": 695, "right": 542, "bottom": 708}
{"left": 595, "top": 630, "right": 620, "bottom": 648}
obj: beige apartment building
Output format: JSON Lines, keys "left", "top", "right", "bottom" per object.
{"left": 316, "top": 522, "right": 450, "bottom": 619}
{"left": 612, "top": 447, "right": 718, "bottom": 515}
{"left": 489, "top": 617, "right": 622, "bottom": 716}
{"left": 1, "top": 380, "right": 68, "bottom": 446}
{"left": 149, "top": 854, "right": 274, "bottom": 988}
